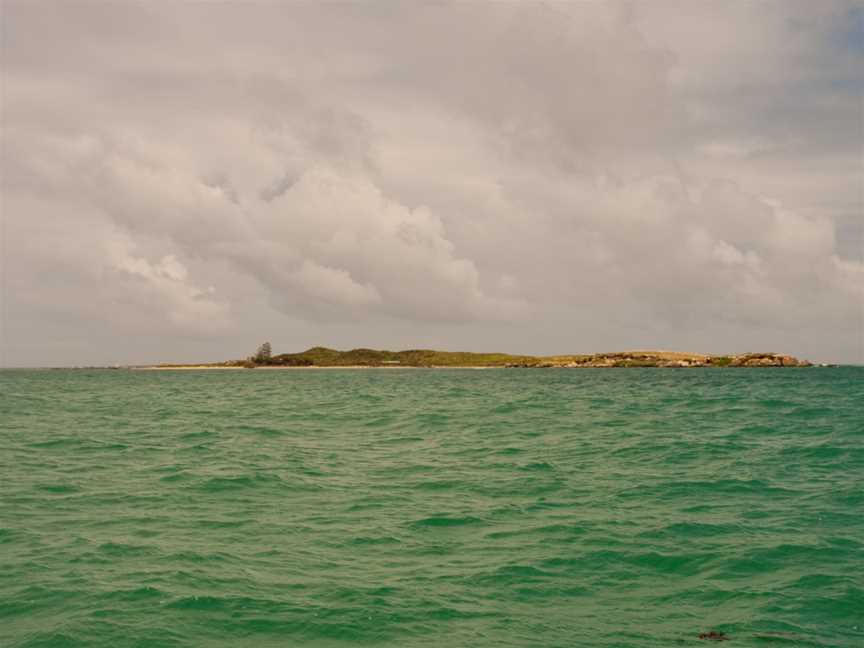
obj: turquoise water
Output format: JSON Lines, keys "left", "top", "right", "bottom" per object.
{"left": 1, "top": 367, "right": 862, "bottom": 647}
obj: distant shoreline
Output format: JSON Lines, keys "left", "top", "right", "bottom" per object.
{"left": 125, "top": 346, "right": 815, "bottom": 370}
{"left": 13, "top": 347, "right": 824, "bottom": 371}
{"left": 135, "top": 365, "right": 504, "bottom": 371}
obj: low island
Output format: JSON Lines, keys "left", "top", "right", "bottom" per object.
{"left": 143, "top": 345, "right": 813, "bottom": 369}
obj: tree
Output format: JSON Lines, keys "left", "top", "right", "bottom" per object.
{"left": 253, "top": 342, "right": 272, "bottom": 365}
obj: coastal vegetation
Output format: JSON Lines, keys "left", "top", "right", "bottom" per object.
{"left": 215, "top": 346, "right": 811, "bottom": 369}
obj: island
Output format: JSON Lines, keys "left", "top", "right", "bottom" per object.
{"left": 142, "top": 345, "right": 813, "bottom": 369}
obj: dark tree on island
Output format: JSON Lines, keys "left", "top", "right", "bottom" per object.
{"left": 252, "top": 342, "right": 272, "bottom": 365}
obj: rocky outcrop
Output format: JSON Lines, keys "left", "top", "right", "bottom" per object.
{"left": 710, "top": 353, "right": 810, "bottom": 367}
{"left": 506, "top": 351, "right": 810, "bottom": 368}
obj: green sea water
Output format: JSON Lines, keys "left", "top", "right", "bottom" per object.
{"left": 1, "top": 367, "right": 862, "bottom": 647}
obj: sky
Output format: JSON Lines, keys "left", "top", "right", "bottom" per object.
{"left": 1, "top": 0, "right": 862, "bottom": 366}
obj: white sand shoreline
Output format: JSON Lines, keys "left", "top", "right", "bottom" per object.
{"left": 132, "top": 365, "right": 498, "bottom": 370}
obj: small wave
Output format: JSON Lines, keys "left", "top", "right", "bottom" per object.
{"left": 519, "top": 461, "right": 555, "bottom": 472}
{"left": 789, "top": 406, "right": 835, "bottom": 419}
{"left": 194, "top": 518, "right": 251, "bottom": 529}
{"left": 496, "top": 446, "right": 524, "bottom": 455}
{"left": 28, "top": 438, "right": 82, "bottom": 449}
{"left": 758, "top": 398, "right": 798, "bottom": 409}
{"left": 234, "top": 423, "right": 285, "bottom": 437}
{"left": 638, "top": 521, "right": 741, "bottom": 539}
{"left": 178, "top": 429, "right": 215, "bottom": 441}
{"left": 378, "top": 434, "right": 425, "bottom": 444}
{"left": 750, "top": 632, "right": 819, "bottom": 645}
{"left": 97, "top": 542, "right": 155, "bottom": 557}
{"left": 161, "top": 550, "right": 231, "bottom": 564}
{"left": 414, "top": 412, "right": 450, "bottom": 428}
{"left": 15, "top": 631, "right": 86, "bottom": 647}
{"left": 196, "top": 473, "right": 284, "bottom": 492}
{"left": 485, "top": 522, "right": 584, "bottom": 540}
{"left": 97, "top": 586, "right": 165, "bottom": 602}
{"left": 411, "top": 515, "right": 484, "bottom": 528}
{"left": 34, "top": 483, "right": 81, "bottom": 494}
{"left": 620, "top": 478, "right": 798, "bottom": 500}
{"left": 475, "top": 564, "right": 551, "bottom": 584}
{"left": 413, "top": 479, "right": 462, "bottom": 491}
{"left": 348, "top": 535, "right": 402, "bottom": 546}
{"left": 164, "top": 593, "right": 291, "bottom": 615}
{"left": 159, "top": 472, "right": 191, "bottom": 483}
{"left": 363, "top": 416, "right": 397, "bottom": 428}
{"left": 511, "top": 584, "right": 591, "bottom": 600}
{"left": 164, "top": 594, "right": 235, "bottom": 611}
{"left": 199, "top": 476, "right": 258, "bottom": 491}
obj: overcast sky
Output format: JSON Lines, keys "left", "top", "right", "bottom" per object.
{"left": 1, "top": 1, "right": 862, "bottom": 366}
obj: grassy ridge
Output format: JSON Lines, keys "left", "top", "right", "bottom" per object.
{"left": 266, "top": 347, "right": 537, "bottom": 367}
{"left": 232, "top": 347, "right": 809, "bottom": 368}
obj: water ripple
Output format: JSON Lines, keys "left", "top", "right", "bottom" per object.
{"left": 1, "top": 367, "right": 862, "bottom": 647}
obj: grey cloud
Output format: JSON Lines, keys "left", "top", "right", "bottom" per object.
{"left": 1, "top": 0, "right": 861, "bottom": 366}
{"left": 258, "top": 172, "right": 298, "bottom": 203}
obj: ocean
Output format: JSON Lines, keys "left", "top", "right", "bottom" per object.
{"left": 1, "top": 367, "right": 861, "bottom": 647}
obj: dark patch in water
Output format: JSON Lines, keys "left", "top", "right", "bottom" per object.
{"left": 411, "top": 515, "right": 483, "bottom": 528}
{"left": 35, "top": 483, "right": 81, "bottom": 494}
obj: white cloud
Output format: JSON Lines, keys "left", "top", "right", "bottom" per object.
{"left": 105, "top": 238, "right": 231, "bottom": 335}
{"left": 290, "top": 259, "right": 381, "bottom": 307}
{"left": 1, "top": 0, "right": 861, "bottom": 365}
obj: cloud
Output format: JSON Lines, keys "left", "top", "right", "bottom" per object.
{"left": 6, "top": 125, "right": 520, "bottom": 324}
{"left": 289, "top": 260, "right": 381, "bottom": 307}
{"left": 1, "top": 0, "right": 861, "bottom": 365}
{"left": 105, "top": 240, "right": 231, "bottom": 334}
{"left": 256, "top": 166, "right": 525, "bottom": 322}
